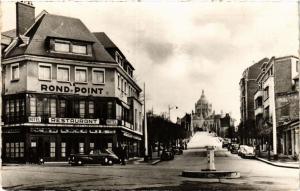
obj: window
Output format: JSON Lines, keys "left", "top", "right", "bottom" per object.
{"left": 79, "top": 143, "right": 84, "bottom": 154}
{"left": 5, "top": 142, "right": 25, "bottom": 158}
{"left": 107, "top": 102, "right": 113, "bottom": 119}
{"left": 15, "top": 99, "right": 19, "bottom": 118}
{"left": 50, "top": 142, "right": 56, "bottom": 158}
{"left": 79, "top": 101, "right": 85, "bottom": 118}
{"left": 116, "top": 104, "right": 122, "bottom": 120}
{"left": 57, "top": 65, "right": 70, "bottom": 82}
{"left": 118, "top": 75, "right": 120, "bottom": 89}
{"left": 29, "top": 97, "right": 36, "bottom": 116}
{"left": 75, "top": 67, "right": 87, "bottom": 83}
{"left": 11, "top": 63, "right": 19, "bottom": 81}
{"left": 61, "top": 142, "right": 66, "bottom": 157}
{"left": 39, "top": 63, "right": 51, "bottom": 81}
{"left": 92, "top": 69, "right": 105, "bottom": 84}
{"left": 296, "top": 61, "right": 299, "bottom": 72}
{"left": 88, "top": 101, "right": 94, "bottom": 117}
{"left": 90, "top": 142, "right": 94, "bottom": 151}
{"left": 264, "top": 87, "right": 269, "bottom": 100}
{"left": 9, "top": 100, "right": 15, "bottom": 119}
{"left": 58, "top": 100, "right": 66, "bottom": 117}
{"left": 121, "top": 78, "right": 124, "bottom": 92}
{"left": 50, "top": 99, "right": 56, "bottom": 117}
{"left": 72, "top": 44, "right": 87, "bottom": 54}
{"left": 55, "top": 41, "right": 70, "bottom": 52}
{"left": 20, "top": 99, "right": 25, "bottom": 116}
{"left": 124, "top": 81, "right": 127, "bottom": 94}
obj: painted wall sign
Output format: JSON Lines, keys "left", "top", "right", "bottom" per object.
{"left": 49, "top": 118, "right": 99, "bottom": 124}
{"left": 41, "top": 84, "right": 103, "bottom": 95}
{"left": 28, "top": 116, "right": 42, "bottom": 123}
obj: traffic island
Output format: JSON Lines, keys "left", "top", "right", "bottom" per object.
{"left": 182, "top": 146, "right": 240, "bottom": 179}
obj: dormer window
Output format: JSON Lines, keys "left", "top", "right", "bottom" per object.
{"left": 51, "top": 38, "right": 90, "bottom": 56}
{"left": 54, "top": 41, "right": 70, "bottom": 52}
{"left": 73, "top": 44, "right": 87, "bottom": 54}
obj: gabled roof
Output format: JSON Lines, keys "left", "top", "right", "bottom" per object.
{"left": 93, "top": 32, "right": 135, "bottom": 70}
{"left": 4, "top": 14, "right": 115, "bottom": 63}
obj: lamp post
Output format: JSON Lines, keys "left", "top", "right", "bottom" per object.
{"left": 143, "top": 82, "right": 148, "bottom": 162}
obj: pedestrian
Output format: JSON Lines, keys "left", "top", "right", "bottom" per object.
{"left": 120, "top": 145, "right": 126, "bottom": 165}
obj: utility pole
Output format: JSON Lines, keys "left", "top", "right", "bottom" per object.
{"left": 298, "top": 1, "right": 300, "bottom": 189}
{"left": 143, "top": 82, "right": 148, "bottom": 162}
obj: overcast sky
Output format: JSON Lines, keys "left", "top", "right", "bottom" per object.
{"left": 1, "top": 1, "right": 298, "bottom": 124}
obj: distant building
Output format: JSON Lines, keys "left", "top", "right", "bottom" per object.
{"left": 192, "top": 90, "right": 212, "bottom": 131}
{"left": 1, "top": 2, "right": 143, "bottom": 163}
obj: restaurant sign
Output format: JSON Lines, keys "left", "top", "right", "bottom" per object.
{"left": 49, "top": 118, "right": 99, "bottom": 125}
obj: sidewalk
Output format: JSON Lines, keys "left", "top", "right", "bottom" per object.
{"left": 255, "top": 151, "right": 299, "bottom": 169}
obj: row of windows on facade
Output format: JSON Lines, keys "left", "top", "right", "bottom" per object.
{"left": 4, "top": 97, "right": 137, "bottom": 123}
{"left": 115, "top": 51, "right": 133, "bottom": 77}
{"left": 11, "top": 63, "right": 105, "bottom": 84}
{"left": 117, "top": 73, "right": 137, "bottom": 97}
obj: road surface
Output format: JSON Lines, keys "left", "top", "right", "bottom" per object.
{"left": 2, "top": 132, "right": 299, "bottom": 190}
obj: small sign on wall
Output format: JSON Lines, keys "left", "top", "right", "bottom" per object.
{"left": 28, "top": 116, "right": 42, "bottom": 123}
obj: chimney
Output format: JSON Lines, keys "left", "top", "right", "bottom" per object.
{"left": 16, "top": 1, "right": 35, "bottom": 36}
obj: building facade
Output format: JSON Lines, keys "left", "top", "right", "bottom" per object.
{"left": 239, "top": 58, "right": 269, "bottom": 144}
{"left": 254, "top": 55, "right": 299, "bottom": 157}
{"left": 1, "top": 2, "right": 143, "bottom": 163}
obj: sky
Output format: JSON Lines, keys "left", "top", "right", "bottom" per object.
{"left": 1, "top": 1, "right": 299, "bottom": 124}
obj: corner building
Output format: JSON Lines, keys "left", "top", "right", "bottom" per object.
{"left": 1, "top": 2, "right": 143, "bottom": 163}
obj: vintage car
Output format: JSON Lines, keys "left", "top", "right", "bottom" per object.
{"left": 230, "top": 143, "right": 240, "bottom": 154}
{"left": 160, "top": 148, "right": 175, "bottom": 161}
{"left": 69, "top": 149, "right": 120, "bottom": 166}
{"left": 238, "top": 145, "right": 255, "bottom": 158}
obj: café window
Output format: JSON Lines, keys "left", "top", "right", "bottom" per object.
{"left": 38, "top": 63, "right": 52, "bottom": 81}
{"left": 116, "top": 104, "right": 122, "bottom": 120}
{"left": 107, "top": 102, "right": 113, "bottom": 119}
{"left": 54, "top": 41, "right": 70, "bottom": 52}
{"left": 57, "top": 65, "right": 70, "bottom": 82}
{"left": 79, "top": 101, "right": 85, "bottom": 118}
{"left": 37, "top": 98, "right": 49, "bottom": 116}
{"left": 9, "top": 100, "right": 15, "bottom": 118}
{"left": 88, "top": 101, "right": 94, "bottom": 117}
{"left": 29, "top": 97, "right": 37, "bottom": 116}
{"left": 58, "top": 99, "right": 66, "bottom": 117}
{"left": 72, "top": 44, "right": 87, "bottom": 54}
{"left": 5, "top": 142, "right": 24, "bottom": 158}
{"left": 61, "top": 142, "right": 66, "bottom": 157}
{"left": 11, "top": 63, "right": 19, "bottom": 81}
{"left": 50, "top": 99, "right": 56, "bottom": 117}
{"left": 50, "top": 142, "right": 56, "bottom": 158}
{"left": 75, "top": 67, "right": 87, "bottom": 83}
{"left": 92, "top": 69, "right": 105, "bottom": 84}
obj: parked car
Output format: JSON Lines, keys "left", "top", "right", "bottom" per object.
{"left": 238, "top": 145, "right": 255, "bottom": 158}
{"left": 230, "top": 143, "right": 239, "bottom": 154}
{"left": 171, "top": 146, "right": 183, "bottom": 155}
{"left": 69, "top": 149, "right": 120, "bottom": 166}
{"left": 222, "top": 138, "right": 230, "bottom": 148}
{"left": 160, "top": 148, "right": 174, "bottom": 161}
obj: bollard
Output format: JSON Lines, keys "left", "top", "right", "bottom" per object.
{"left": 206, "top": 146, "right": 216, "bottom": 171}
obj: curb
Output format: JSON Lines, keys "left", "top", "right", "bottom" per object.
{"left": 151, "top": 159, "right": 161, "bottom": 165}
{"left": 255, "top": 157, "right": 299, "bottom": 169}
{"left": 182, "top": 170, "right": 240, "bottom": 179}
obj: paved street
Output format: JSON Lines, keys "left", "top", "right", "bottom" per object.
{"left": 2, "top": 132, "right": 299, "bottom": 190}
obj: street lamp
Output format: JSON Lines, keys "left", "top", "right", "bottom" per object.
{"left": 168, "top": 105, "right": 178, "bottom": 121}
